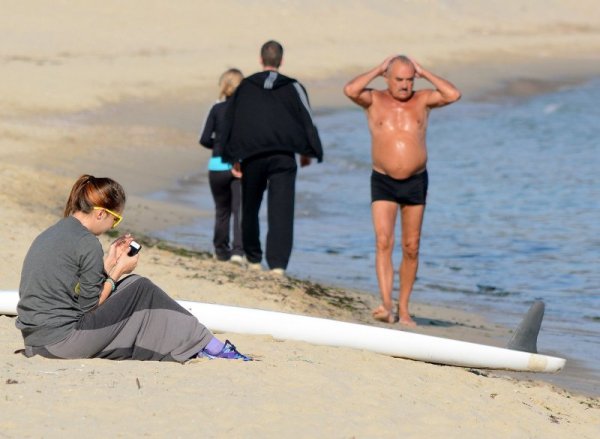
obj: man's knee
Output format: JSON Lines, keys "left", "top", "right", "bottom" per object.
{"left": 402, "top": 239, "right": 420, "bottom": 260}
{"left": 375, "top": 233, "right": 394, "bottom": 253}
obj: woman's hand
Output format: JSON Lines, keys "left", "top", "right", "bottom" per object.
{"left": 111, "top": 251, "right": 139, "bottom": 280}
{"left": 104, "top": 234, "right": 134, "bottom": 274}
{"left": 98, "top": 251, "right": 138, "bottom": 305}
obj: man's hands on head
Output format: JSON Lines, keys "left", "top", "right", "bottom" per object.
{"left": 382, "top": 54, "right": 424, "bottom": 78}
{"left": 380, "top": 55, "right": 397, "bottom": 76}
{"left": 407, "top": 56, "right": 424, "bottom": 78}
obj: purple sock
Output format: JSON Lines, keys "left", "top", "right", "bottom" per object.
{"left": 202, "top": 337, "right": 225, "bottom": 356}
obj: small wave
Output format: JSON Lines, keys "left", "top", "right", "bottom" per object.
{"left": 476, "top": 284, "right": 515, "bottom": 297}
{"left": 422, "top": 282, "right": 518, "bottom": 297}
{"left": 422, "top": 283, "right": 473, "bottom": 295}
{"left": 543, "top": 103, "right": 562, "bottom": 114}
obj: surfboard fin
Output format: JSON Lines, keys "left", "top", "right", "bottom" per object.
{"left": 506, "top": 300, "right": 545, "bottom": 353}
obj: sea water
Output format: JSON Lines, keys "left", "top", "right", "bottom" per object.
{"left": 149, "top": 79, "right": 600, "bottom": 392}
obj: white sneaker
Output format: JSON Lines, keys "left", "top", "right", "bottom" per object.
{"left": 230, "top": 255, "right": 243, "bottom": 264}
{"left": 270, "top": 268, "right": 285, "bottom": 276}
{"left": 247, "top": 262, "right": 262, "bottom": 271}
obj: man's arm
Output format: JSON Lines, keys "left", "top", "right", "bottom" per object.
{"left": 410, "top": 58, "right": 461, "bottom": 107}
{"left": 299, "top": 155, "right": 311, "bottom": 167}
{"left": 293, "top": 82, "right": 323, "bottom": 163}
{"left": 343, "top": 56, "right": 396, "bottom": 108}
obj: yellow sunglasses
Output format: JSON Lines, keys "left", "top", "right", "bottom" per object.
{"left": 93, "top": 206, "right": 123, "bottom": 228}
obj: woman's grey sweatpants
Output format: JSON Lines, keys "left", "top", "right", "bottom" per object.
{"left": 25, "top": 275, "right": 213, "bottom": 362}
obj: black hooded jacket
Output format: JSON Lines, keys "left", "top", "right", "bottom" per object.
{"left": 221, "top": 71, "right": 323, "bottom": 163}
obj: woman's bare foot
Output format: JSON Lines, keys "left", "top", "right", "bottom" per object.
{"left": 372, "top": 306, "right": 396, "bottom": 323}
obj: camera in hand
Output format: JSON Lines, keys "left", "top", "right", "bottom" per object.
{"left": 128, "top": 241, "right": 142, "bottom": 256}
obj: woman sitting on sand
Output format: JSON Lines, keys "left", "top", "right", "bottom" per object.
{"left": 16, "top": 174, "right": 250, "bottom": 362}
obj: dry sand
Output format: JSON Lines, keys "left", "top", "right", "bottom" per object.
{"left": 1, "top": 1, "right": 600, "bottom": 437}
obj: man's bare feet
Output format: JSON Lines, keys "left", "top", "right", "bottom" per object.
{"left": 372, "top": 306, "right": 396, "bottom": 323}
{"left": 399, "top": 314, "right": 417, "bottom": 327}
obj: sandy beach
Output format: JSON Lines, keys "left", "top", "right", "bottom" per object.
{"left": 2, "top": 1, "right": 600, "bottom": 437}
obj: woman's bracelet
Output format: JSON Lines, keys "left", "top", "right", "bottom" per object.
{"left": 105, "top": 277, "right": 116, "bottom": 292}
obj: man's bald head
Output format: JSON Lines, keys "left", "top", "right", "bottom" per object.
{"left": 385, "top": 55, "right": 414, "bottom": 76}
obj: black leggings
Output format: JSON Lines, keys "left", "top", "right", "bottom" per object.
{"left": 209, "top": 170, "right": 242, "bottom": 260}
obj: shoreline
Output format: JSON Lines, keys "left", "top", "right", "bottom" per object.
{"left": 3, "top": 230, "right": 597, "bottom": 397}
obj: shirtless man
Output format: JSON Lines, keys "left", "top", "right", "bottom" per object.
{"left": 344, "top": 55, "right": 461, "bottom": 326}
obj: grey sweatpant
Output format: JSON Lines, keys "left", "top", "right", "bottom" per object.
{"left": 25, "top": 275, "right": 213, "bottom": 362}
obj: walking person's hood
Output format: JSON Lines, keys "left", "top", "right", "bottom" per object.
{"left": 245, "top": 70, "right": 295, "bottom": 90}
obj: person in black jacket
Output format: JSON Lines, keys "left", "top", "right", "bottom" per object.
{"left": 199, "top": 68, "right": 244, "bottom": 262}
{"left": 222, "top": 40, "right": 323, "bottom": 275}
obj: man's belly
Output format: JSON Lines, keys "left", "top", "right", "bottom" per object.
{"left": 372, "top": 144, "right": 427, "bottom": 180}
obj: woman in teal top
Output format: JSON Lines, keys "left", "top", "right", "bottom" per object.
{"left": 199, "top": 68, "right": 244, "bottom": 262}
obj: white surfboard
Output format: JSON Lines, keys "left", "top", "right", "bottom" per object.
{"left": 0, "top": 290, "right": 565, "bottom": 372}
